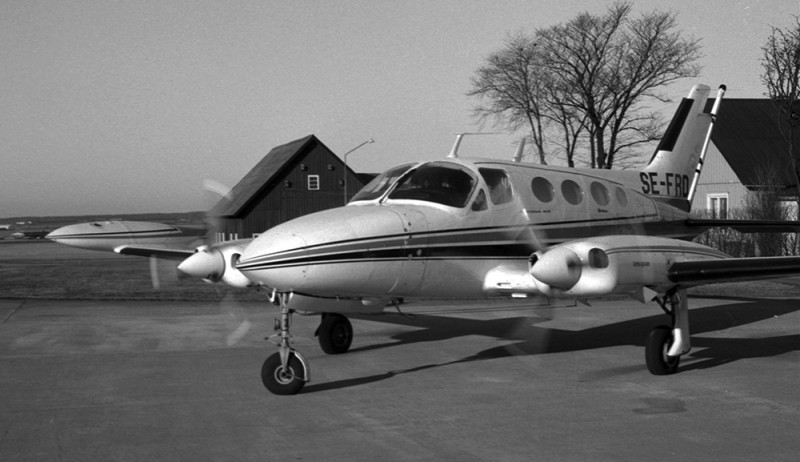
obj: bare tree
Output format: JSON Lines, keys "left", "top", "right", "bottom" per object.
{"left": 469, "top": 33, "right": 591, "bottom": 167}
{"left": 538, "top": 2, "right": 701, "bottom": 168}
{"left": 542, "top": 76, "right": 589, "bottom": 167}
{"left": 469, "top": 2, "right": 701, "bottom": 169}
{"left": 469, "top": 33, "right": 550, "bottom": 164}
{"left": 761, "top": 17, "right": 800, "bottom": 201}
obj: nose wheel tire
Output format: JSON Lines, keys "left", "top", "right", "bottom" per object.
{"left": 318, "top": 313, "right": 353, "bottom": 355}
{"left": 645, "top": 325, "right": 680, "bottom": 375}
{"left": 262, "top": 352, "right": 306, "bottom": 395}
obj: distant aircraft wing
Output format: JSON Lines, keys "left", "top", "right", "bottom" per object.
{"left": 685, "top": 219, "right": 800, "bottom": 233}
{"left": 115, "top": 245, "right": 196, "bottom": 260}
{"left": 669, "top": 256, "right": 800, "bottom": 286}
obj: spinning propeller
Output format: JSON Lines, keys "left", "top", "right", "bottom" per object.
{"left": 176, "top": 180, "right": 253, "bottom": 288}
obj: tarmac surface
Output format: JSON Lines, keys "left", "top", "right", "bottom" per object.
{"left": 1, "top": 296, "right": 799, "bottom": 461}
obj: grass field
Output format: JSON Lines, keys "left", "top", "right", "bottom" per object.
{"left": 4, "top": 240, "right": 800, "bottom": 302}
{"left": 0, "top": 241, "right": 266, "bottom": 302}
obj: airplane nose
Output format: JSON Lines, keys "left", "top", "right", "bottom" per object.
{"left": 237, "top": 205, "right": 415, "bottom": 295}
{"left": 44, "top": 222, "right": 125, "bottom": 251}
{"left": 178, "top": 247, "right": 224, "bottom": 280}
{"left": 46, "top": 224, "right": 78, "bottom": 241}
{"left": 46, "top": 223, "right": 98, "bottom": 247}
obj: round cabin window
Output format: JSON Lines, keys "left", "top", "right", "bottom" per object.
{"left": 590, "top": 182, "right": 610, "bottom": 206}
{"left": 531, "top": 177, "right": 555, "bottom": 203}
{"left": 615, "top": 187, "right": 629, "bottom": 207}
{"left": 561, "top": 179, "right": 584, "bottom": 205}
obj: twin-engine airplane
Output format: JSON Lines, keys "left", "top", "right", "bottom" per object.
{"left": 46, "top": 219, "right": 256, "bottom": 287}
{"left": 49, "top": 84, "right": 800, "bottom": 395}
{"left": 46, "top": 220, "right": 205, "bottom": 255}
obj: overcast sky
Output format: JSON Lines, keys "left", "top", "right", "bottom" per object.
{"left": 2, "top": 0, "right": 798, "bottom": 217}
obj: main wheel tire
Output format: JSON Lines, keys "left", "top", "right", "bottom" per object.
{"left": 318, "top": 313, "right": 353, "bottom": 355}
{"left": 645, "top": 325, "right": 680, "bottom": 375}
{"left": 261, "top": 352, "right": 306, "bottom": 395}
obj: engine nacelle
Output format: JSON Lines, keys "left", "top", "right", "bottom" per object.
{"left": 529, "top": 236, "right": 727, "bottom": 297}
{"left": 178, "top": 240, "right": 253, "bottom": 288}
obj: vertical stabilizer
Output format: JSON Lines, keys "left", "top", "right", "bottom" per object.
{"left": 642, "top": 84, "right": 724, "bottom": 207}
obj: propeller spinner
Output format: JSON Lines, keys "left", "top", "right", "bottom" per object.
{"left": 178, "top": 242, "right": 252, "bottom": 288}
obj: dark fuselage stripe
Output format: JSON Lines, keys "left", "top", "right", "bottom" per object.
{"left": 239, "top": 245, "right": 529, "bottom": 270}
{"left": 605, "top": 245, "right": 727, "bottom": 258}
{"left": 238, "top": 241, "right": 725, "bottom": 272}
{"left": 238, "top": 216, "right": 701, "bottom": 272}
{"left": 245, "top": 214, "right": 662, "bottom": 264}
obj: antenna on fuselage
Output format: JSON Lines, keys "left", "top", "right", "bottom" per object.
{"left": 687, "top": 84, "right": 727, "bottom": 203}
{"left": 447, "top": 132, "right": 503, "bottom": 158}
{"left": 512, "top": 137, "right": 526, "bottom": 163}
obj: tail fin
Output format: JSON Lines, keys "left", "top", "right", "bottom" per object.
{"left": 642, "top": 84, "right": 726, "bottom": 208}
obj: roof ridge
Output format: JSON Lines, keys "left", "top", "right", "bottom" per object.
{"left": 210, "top": 134, "right": 320, "bottom": 216}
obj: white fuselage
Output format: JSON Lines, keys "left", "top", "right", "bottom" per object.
{"left": 236, "top": 158, "right": 721, "bottom": 300}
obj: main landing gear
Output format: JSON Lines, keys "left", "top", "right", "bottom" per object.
{"left": 260, "top": 293, "right": 356, "bottom": 395}
{"left": 645, "top": 289, "right": 691, "bottom": 375}
{"left": 316, "top": 313, "right": 353, "bottom": 354}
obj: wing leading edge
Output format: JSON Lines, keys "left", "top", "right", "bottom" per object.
{"left": 115, "top": 245, "right": 196, "bottom": 260}
{"left": 669, "top": 256, "right": 800, "bottom": 286}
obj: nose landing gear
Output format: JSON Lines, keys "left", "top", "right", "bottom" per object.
{"left": 261, "top": 292, "right": 308, "bottom": 395}
{"left": 261, "top": 350, "right": 307, "bottom": 395}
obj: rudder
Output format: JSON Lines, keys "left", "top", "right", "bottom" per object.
{"left": 642, "top": 84, "right": 725, "bottom": 207}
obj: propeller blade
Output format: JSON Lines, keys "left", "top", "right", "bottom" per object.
{"left": 149, "top": 255, "right": 161, "bottom": 290}
{"left": 203, "top": 179, "right": 233, "bottom": 245}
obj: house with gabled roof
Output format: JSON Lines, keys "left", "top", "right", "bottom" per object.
{"left": 692, "top": 99, "right": 799, "bottom": 219}
{"left": 211, "top": 135, "right": 372, "bottom": 240}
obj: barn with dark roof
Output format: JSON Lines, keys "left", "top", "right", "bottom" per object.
{"left": 693, "top": 99, "right": 800, "bottom": 218}
{"left": 211, "top": 135, "right": 372, "bottom": 240}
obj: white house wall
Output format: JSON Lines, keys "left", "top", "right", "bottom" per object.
{"left": 690, "top": 142, "right": 750, "bottom": 217}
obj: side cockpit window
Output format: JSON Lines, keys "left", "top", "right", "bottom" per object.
{"left": 388, "top": 163, "right": 476, "bottom": 208}
{"left": 479, "top": 168, "right": 513, "bottom": 205}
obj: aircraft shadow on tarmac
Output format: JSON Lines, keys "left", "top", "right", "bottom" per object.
{"left": 301, "top": 298, "right": 800, "bottom": 393}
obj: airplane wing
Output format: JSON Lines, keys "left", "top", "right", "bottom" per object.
{"left": 114, "top": 245, "right": 196, "bottom": 260}
{"left": 677, "top": 220, "right": 800, "bottom": 285}
{"left": 685, "top": 218, "right": 800, "bottom": 233}
{"left": 668, "top": 256, "right": 800, "bottom": 286}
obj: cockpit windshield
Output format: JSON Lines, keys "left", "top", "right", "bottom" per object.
{"left": 350, "top": 163, "right": 415, "bottom": 202}
{"left": 387, "top": 162, "right": 476, "bottom": 208}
